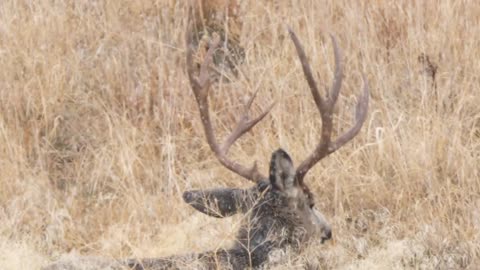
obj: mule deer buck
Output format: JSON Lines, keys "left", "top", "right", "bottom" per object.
{"left": 44, "top": 28, "right": 369, "bottom": 270}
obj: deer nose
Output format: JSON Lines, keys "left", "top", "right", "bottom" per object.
{"left": 325, "top": 229, "right": 332, "bottom": 239}
{"left": 321, "top": 228, "right": 332, "bottom": 243}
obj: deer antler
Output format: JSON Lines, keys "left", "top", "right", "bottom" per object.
{"left": 288, "top": 29, "right": 369, "bottom": 184}
{"left": 186, "top": 30, "right": 274, "bottom": 183}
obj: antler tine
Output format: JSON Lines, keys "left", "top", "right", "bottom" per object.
{"left": 331, "top": 75, "right": 369, "bottom": 150}
{"left": 288, "top": 28, "right": 327, "bottom": 115}
{"left": 329, "top": 34, "right": 343, "bottom": 108}
{"left": 221, "top": 88, "right": 276, "bottom": 155}
{"left": 290, "top": 29, "right": 369, "bottom": 184}
{"left": 186, "top": 27, "right": 270, "bottom": 183}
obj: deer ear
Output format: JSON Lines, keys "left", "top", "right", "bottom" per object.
{"left": 182, "top": 188, "right": 250, "bottom": 218}
{"left": 269, "top": 149, "right": 296, "bottom": 191}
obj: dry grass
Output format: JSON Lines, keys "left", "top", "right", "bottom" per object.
{"left": 0, "top": 0, "right": 479, "bottom": 269}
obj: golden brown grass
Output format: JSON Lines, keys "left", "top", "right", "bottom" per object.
{"left": 0, "top": 1, "right": 479, "bottom": 269}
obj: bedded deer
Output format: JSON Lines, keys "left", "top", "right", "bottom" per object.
{"left": 124, "top": 28, "right": 369, "bottom": 270}
{"left": 44, "top": 28, "right": 369, "bottom": 270}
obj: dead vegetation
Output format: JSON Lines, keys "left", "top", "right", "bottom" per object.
{"left": 0, "top": 0, "right": 479, "bottom": 269}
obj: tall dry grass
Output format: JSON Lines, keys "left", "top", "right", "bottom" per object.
{"left": 0, "top": 0, "right": 479, "bottom": 269}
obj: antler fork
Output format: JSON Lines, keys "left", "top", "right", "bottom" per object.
{"left": 186, "top": 32, "right": 275, "bottom": 183}
{"left": 288, "top": 29, "right": 369, "bottom": 185}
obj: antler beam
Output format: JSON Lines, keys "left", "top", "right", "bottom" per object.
{"left": 288, "top": 29, "right": 369, "bottom": 184}
{"left": 186, "top": 31, "right": 274, "bottom": 182}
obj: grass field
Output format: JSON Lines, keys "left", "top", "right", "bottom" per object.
{"left": 0, "top": 1, "right": 479, "bottom": 269}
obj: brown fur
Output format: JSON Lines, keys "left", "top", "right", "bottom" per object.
{"left": 44, "top": 150, "right": 331, "bottom": 270}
